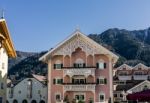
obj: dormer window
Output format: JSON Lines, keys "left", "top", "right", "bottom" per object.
{"left": 54, "top": 60, "right": 63, "bottom": 69}
{"left": 123, "top": 68, "right": 126, "bottom": 70}
{"left": 74, "top": 58, "right": 85, "bottom": 68}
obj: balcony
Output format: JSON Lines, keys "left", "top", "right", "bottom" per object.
{"left": 64, "top": 84, "right": 96, "bottom": 92}
{"left": 133, "top": 74, "right": 148, "bottom": 80}
{"left": 118, "top": 74, "right": 132, "bottom": 80}
{"left": 63, "top": 68, "right": 95, "bottom": 77}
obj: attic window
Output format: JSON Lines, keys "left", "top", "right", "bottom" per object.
{"left": 143, "top": 85, "right": 148, "bottom": 91}
{"left": 123, "top": 68, "right": 126, "bottom": 70}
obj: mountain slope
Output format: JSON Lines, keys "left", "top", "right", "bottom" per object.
{"left": 8, "top": 27, "right": 150, "bottom": 80}
{"left": 8, "top": 51, "right": 47, "bottom": 80}
{"left": 89, "top": 28, "right": 150, "bottom": 66}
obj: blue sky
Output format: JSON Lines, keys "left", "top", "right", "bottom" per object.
{"left": 1, "top": 0, "right": 150, "bottom": 52}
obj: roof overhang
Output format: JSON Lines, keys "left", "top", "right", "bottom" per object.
{"left": 39, "top": 30, "right": 119, "bottom": 63}
{"left": 0, "top": 19, "right": 17, "bottom": 58}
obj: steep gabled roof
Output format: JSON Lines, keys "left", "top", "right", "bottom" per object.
{"left": 32, "top": 74, "right": 46, "bottom": 82}
{"left": 7, "top": 74, "right": 47, "bottom": 88}
{"left": 127, "top": 80, "right": 150, "bottom": 93}
{"left": 117, "top": 64, "right": 133, "bottom": 70}
{"left": 115, "top": 80, "right": 144, "bottom": 91}
{"left": 39, "top": 30, "right": 119, "bottom": 63}
{"left": 133, "top": 63, "right": 148, "bottom": 70}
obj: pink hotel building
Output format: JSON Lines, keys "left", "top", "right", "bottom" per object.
{"left": 40, "top": 30, "right": 119, "bottom": 103}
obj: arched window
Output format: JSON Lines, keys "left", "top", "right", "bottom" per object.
{"left": 31, "top": 100, "right": 36, "bottom": 103}
{"left": 27, "top": 79, "right": 32, "bottom": 98}
{"left": 39, "top": 100, "right": 45, "bottom": 103}
{"left": 74, "top": 58, "right": 85, "bottom": 68}
{"left": 143, "top": 85, "right": 149, "bottom": 91}
{"left": 22, "top": 99, "right": 28, "bottom": 103}
{"left": 13, "top": 99, "right": 18, "bottom": 103}
{"left": 54, "top": 60, "right": 63, "bottom": 69}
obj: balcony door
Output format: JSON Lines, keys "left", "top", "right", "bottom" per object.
{"left": 72, "top": 76, "right": 86, "bottom": 84}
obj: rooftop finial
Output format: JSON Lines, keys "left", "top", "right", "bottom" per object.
{"left": 0, "top": 9, "right": 4, "bottom": 19}
{"left": 75, "top": 25, "right": 80, "bottom": 31}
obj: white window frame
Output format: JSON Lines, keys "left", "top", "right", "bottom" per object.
{"left": 75, "top": 58, "right": 85, "bottom": 68}
{"left": 99, "top": 92, "right": 105, "bottom": 102}
{"left": 55, "top": 77, "right": 63, "bottom": 85}
{"left": 55, "top": 60, "right": 62, "bottom": 70}
{"left": 98, "top": 76, "right": 106, "bottom": 85}
{"left": 97, "top": 59, "right": 105, "bottom": 69}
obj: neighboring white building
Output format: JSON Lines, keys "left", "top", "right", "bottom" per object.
{"left": 7, "top": 74, "right": 47, "bottom": 103}
{"left": 0, "top": 19, "right": 17, "bottom": 103}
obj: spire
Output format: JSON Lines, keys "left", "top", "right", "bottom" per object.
{"left": 75, "top": 25, "right": 80, "bottom": 32}
{"left": 0, "top": 9, "right": 4, "bottom": 19}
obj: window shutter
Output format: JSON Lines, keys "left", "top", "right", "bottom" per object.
{"left": 53, "top": 79, "right": 56, "bottom": 84}
{"left": 104, "top": 63, "right": 107, "bottom": 69}
{"left": 104, "top": 78, "right": 107, "bottom": 84}
{"left": 72, "top": 78, "right": 74, "bottom": 84}
{"left": 61, "top": 64, "right": 63, "bottom": 69}
{"left": 54, "top": 64, "right": 56, "bottom": 69}
{"left": 74, "top": 63, "right": 76, "bottom": 68}
{"left": 61, "top": 79, "right": 63, "bottom": 84}
{"left": 83, "top": 63, "right": 86, "bottom": 67}
{"left": 97, "top": 79, "right": 99, "bottom": 84}
{"left": 96, "top": 63, "right": 99, "bottom": 69}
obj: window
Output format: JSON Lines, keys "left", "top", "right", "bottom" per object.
{"left": 114, "top": 94, "right": 117, "bottom": 97}
{"left": 97, "top": 78, "right": 107, "bottom": 84}
{"left": 54, "top": 60, "right": 63, "bottom": 69}
{"left": 99, "top": 93, "right": 105, "bottom": 102}
{"left": 96, "top": 61, "right": 106, "bottom": 69}
{"left": 1, "top": 83, "right": 4, "bottom": 89}
{"left": 55, "top": 93, "right": 61, "bottom": 101}
{"left": 2, "top": 63, "right": 5, "bottom": 69}
{"left": 75, "top": 94, "right": 85, "bottom": 101}
{"left": 54, "top": 64, "right": 63, "bottom": 69}
{"left": 72, "top": 78, "right": 86, "bottom": 84}
{"left": 143, "top": 85, "right": 148, "bottom": 91}
{"left": 119, "top": 71, "right": 128, "bottom": 76}
{"left": 53, "top": 78, "right": 63, "bottom": 84}
{"left": 134, "top": 71, "right": 143, "bottom": 75}
{"left": 27, "top": 79, "right": 32, "bottom": 98}
{"left": 74, "top": 63, "right": 85, "bottom": 68}
{"left": 74, "top": 58, "right": 85, "bottom": 68}
{"left": 18, "top": 90, "right": 21, "bottom": 94}
{"left": 120, "top": 94, "right": 123, "bottom": 97}
{"left": 38, "top": 90, "right": 41, "bottom": 94}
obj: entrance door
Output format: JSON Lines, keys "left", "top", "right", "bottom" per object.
{"left": 0, "top": 97, "right": 2, "bottom": 103}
